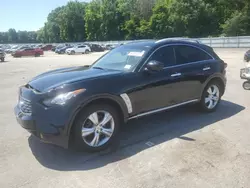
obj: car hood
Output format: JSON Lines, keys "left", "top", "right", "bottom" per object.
{"left": 28, "top": 66, "right": 122, "bottom": 92}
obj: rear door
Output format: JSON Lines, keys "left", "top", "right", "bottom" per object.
{"left": 172, "top": 44, "right": 215, "bottom": 103}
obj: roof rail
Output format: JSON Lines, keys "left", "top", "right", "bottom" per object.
{"left": 156, "top": 38, "right": 201, "bottom": 44}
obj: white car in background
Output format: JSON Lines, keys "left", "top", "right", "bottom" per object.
{"left": 66, "top": 45, "right": 91, "bottom": 55}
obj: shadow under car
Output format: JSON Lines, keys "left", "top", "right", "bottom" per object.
{"left": 28, "top": 100, "right": 245, "bottom": 171}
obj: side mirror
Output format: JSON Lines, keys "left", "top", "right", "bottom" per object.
{"left": 144, "top": 60, "right": 164, "bottom": 73}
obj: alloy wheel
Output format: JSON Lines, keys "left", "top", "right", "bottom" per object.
{"left": 81, "top": 111, "right": 115, "bottom": 147}
{"left": 205, "top": 85, "right": 220, "bottom": 109}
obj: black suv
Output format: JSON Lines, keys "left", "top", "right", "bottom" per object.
{"left": 15, "top": 39, "right": 227, "bottom": 152}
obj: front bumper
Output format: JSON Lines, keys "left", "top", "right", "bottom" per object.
{"left": 15, "top": 105, "right": 69, "bottom": 148}
{"left": 14, "top": 86, "right": 76, "bottom": 148}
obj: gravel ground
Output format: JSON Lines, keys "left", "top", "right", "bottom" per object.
{"left": 0, "top": 49, "right": 250, "bottom": 188}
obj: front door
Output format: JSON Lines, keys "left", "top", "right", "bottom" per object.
{"left": 126, "top": 46, "right": 179, "bottom": 115}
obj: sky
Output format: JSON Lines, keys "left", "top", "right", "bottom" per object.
{"left": 0, "top": 0, "right": 89, "bottom": 32}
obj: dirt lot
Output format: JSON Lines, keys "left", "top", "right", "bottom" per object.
{"left": 0, "top": 49, "right": 250, "bottom": 188}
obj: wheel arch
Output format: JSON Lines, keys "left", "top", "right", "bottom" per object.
{"left": 201, "top": 74, "right": 226, "bottom": 98}
{"left": 67, "top": 94, "right": 129, "bottom": 138}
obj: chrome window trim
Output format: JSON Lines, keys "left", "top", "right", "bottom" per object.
{"left": 138, "top": 43, "right": 215, "bottom": 72}
{"left": 162, "top": 59, "right": 215, "bottom": 70}
{"left": 128, "top": 99, "right": 199, "bottom": 120}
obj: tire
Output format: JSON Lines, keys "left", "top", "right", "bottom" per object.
{"left": 0, "top": 57, "right": 4, "bottom": 62}
{"left": 34, "top": 53, "right": 40, "bottom": 57}
{"left": 199, "top": 81, "right": 222, "bottom": 112}
{"left": 85, "top": 50, "right": 90, "bottom": 54}
{"left": 70, "top": 50, "right": 75, "bottom": 55}
{"left": 71, "top": 104, "right": 121, "bottom": 152}
{"left": 243, "top": 81, "right": 250, "bottom": 90}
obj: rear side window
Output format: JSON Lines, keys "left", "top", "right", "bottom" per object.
{"left": 149, "top": 46, "right": 175, "bottom": 67}
{"left": 175, "top": 45, "right": 212, "bottom": 65}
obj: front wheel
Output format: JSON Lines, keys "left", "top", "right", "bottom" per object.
{"left": 71, "top": 104, "right": 121, "bottom": 152}
{"left": 70, "top": 50, "right": 75, "bottom": 55}
{"left": 34, "top": 53, "right": 40, "bottom": 57}
{"left": 199, "top": 82, "right": 222, "bottom": 112}
{"left": 85, "top": 49, "right": 90, "bottom": 54}
{"left": 0, "top": 57, "right": 4, "bottom": 62}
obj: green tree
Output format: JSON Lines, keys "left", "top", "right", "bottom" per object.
{"left": 8, "top": 29, "right": 18, "bottom": 43}
{"left": 149, "top": 1, "right": 173, "bottom": 38}
{"left": 17, "top": 31, "right": 28, "bottom": 43}
{"left": 222, "top": 6, "right": 250, "bottom": 36}
{"left": 0, "top": 32, "right": 8, "bottom": 43}
{"left": 168, "top": 0, "right": 220, "bottom": 37}
{"left": 85, "top": 0, "right": 102, "bottom": 40}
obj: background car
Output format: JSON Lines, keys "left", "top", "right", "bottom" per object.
{"left": 105, "top": 44, "right": 115, "bottom": 50}
{"left": 244, "top": 50, "right": 250, "bottom": 62}
{"left": 55, "top": 46, "right": 72, "bottom": 54}
{"left": 0, "top": 49, "right": 6, "bottom": 62}
{"left": 12, "top": 48, "right": 44, "bottom": 57}
{"left": 66, "top": 45, "right": 91, "bottom": 55}
{"left": 5, "top": 45, "right": 19, "bottom": 54}
{"left": 89, "top": 44, "right": 105, "bottom": 52}
{"left": 41, "top": 44, "right": 53, "bottom": 51}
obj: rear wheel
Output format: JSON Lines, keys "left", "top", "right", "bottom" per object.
{"left": 34, "top": 53, "right": 40, "bottom": 57}
{"left": 0, "top": 57, "right": 4, "bottom": 62}
{"left": 243, "top": 81, "right": 250, "bottom": 90}
{"left": 71, "top": 104, "right": 121, "bottom": 152}
{"left": 199, "top": 81, "right": 222, "bottom": 112}
{"left": 85, "top": 49, "right": 90, "bottom": 54}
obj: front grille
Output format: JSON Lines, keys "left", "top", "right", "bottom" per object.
{"left": 19, "top": 97, "right": 32, "bottom": 115}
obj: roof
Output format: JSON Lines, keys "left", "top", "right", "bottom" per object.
{"left": 124, "top": 38, "right": 204, "bottom": 48}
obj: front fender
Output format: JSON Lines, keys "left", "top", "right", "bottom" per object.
{"left": 66, "top": 93, "right": 129, "bottom": 136}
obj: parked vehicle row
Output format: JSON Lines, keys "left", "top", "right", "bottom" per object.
{"left": 0, "top": 49, "right": 6, "bottom": 62}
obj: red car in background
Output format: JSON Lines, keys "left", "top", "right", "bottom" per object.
{"left": 12, "top": 48, "right": 44, "bottom": 57}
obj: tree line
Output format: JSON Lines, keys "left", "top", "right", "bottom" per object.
{"left": 1, "top": 0, "right": 250, "bottom": 44}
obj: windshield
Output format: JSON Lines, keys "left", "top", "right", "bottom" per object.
{"left": 92, "top": 45, "right": 151, "bottom": 71}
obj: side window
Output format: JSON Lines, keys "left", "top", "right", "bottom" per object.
{"left": 149, "top": 46, "right": 175, "bottom": 67}
{"left": 175, "top": 45, "right": 212, "bottom": 65}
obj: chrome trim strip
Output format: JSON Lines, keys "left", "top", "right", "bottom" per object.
{"left": 120, "top": 93, "right": 133, "bottom": 114}
{"left": 138, "top": 43, "right": 215, "bottom": 72}
{"left": 128, "top": 99, "right": 199, "bottom": 120}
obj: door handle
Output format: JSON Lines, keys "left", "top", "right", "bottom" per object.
{"left": 171, "top": 73, "right": 182, "bottom": 77}
{"left": 203, "top": 67, "right": 211, "bottom": 71}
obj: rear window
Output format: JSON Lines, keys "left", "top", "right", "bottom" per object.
{"left": 175, "top": 45, "right": 212, "bottom": 65}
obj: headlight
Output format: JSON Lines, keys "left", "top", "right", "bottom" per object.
{"left": 43, "top": 89, "right": 86, "bottom": 106}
